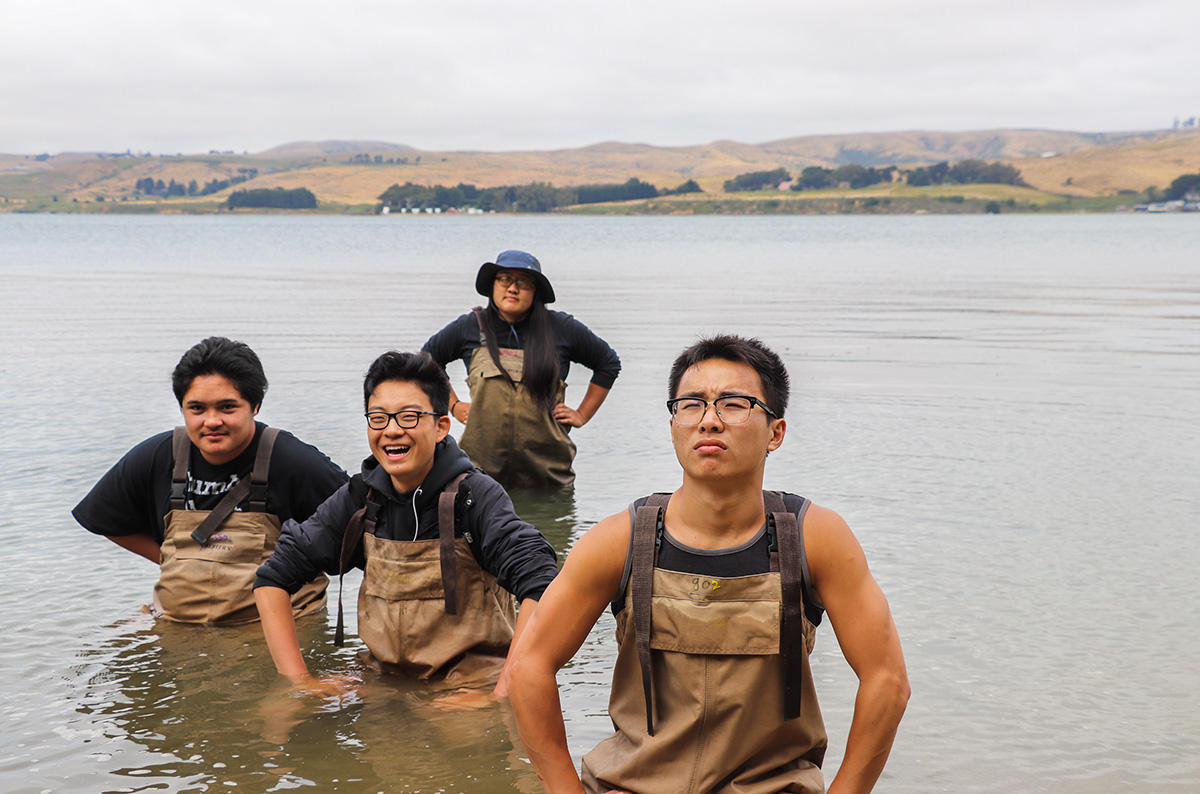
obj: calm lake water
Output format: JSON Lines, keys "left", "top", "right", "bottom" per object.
{"left": 1, "top": 213, "right": 1198, "bottom": 793}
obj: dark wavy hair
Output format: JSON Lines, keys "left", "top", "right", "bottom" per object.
{"left": 668, "top": 335, "right": 790, "bottom": 417}
{"left": 171, "top": 337, "right": 268, "bottom": 410}
{"left": 363, "top": 351, "right": 451, "bottom": 414}
{"left": 480, "top": 299, "right": 561, "bottom": 412}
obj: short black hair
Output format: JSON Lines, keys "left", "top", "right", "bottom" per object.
{"left": 172, "top": 336, "right": 268, "bottom": 410}
{"left": 668, "top": 335, "right": 790, "bottom": 417}
{"left": 363, "top": 351, "right": 450, "bottom": 414}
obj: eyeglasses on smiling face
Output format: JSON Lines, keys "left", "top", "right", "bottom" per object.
{"left": 495, "top": 273, "right": 535, "bottom": 291}
{"left": 666, "top": 395, "right": 778, "bottom": 426}
{"left": 365, "top": 410, "right": 440, "bottom": 430}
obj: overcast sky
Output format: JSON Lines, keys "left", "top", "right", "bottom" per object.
{"left": 2, "top": 0, "right": 1197, "bottom": 155}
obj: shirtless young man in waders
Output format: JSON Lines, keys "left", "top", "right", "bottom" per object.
{"left": 508, "top": 335, "right": 910, "bottom": 793}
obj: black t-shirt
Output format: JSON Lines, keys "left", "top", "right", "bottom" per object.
{"left": 72, "top": 422, "right": 348, "bottom": 544}
{"left": 422, "top": 306, "right": 621, "bottom": 389}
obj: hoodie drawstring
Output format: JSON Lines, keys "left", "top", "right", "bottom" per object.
{"left": 411, "top": 487, "right": 422, "bottom": 541}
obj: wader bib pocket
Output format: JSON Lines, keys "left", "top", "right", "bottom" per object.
{"left": 357, "top": 533, "right": 515, "bottom": 681}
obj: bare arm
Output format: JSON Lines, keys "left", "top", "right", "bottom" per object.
{"left": 806, "top": 505, "right": 910, "bottom": 794}
{"left": 448, "top": 386, "right": 470, "bottom": 425}
{"left": 507, "top": 512, "right": 630, "bottom": 793}
{"left": 255, "top": 585, "right": 356, "bottom": 695}
{"left": 494, "top": 597, "right": 538, "bottom": 698}
{"left": 106, "top": 533, "right": 161, "bottom": 564}
{"left": 554, "top": 382, "right": 611, "bottom": 428}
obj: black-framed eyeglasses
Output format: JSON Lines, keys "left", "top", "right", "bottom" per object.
{"left": 495, "top": 273, "right": 535, "bottom": 291}
{"left": 666, "top": 395, "right": 778, "bottom": 426}
{"left": 365, "top": 410, "right": 440, "bottom": 430}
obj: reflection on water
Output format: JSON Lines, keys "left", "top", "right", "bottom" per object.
{"left": 66, "top": 612, "right": 539, "bottom": 791}
{"left": 4, "top": 214, "right": 1200, "bottom": 792}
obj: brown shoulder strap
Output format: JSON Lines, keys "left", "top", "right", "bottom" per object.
{"left": 438, "top": 472, "right": 470, "bottom": 615}
{"left": 248, "top": 426, "right": 278, "bottom": 512}
{"left": 169, "top": 427, "right": 189, "bottom": 510}
{"left": 471, "top": 306, "right": 516, "bottom": 387}
{"left": 633, "top": 492, "right": 671, "bottom": 737}
{"left": 336, "top": 480, "right": 379, "bottom": 647}
{"left": 188, "top": 476, "right": 252, "bottom": 546}
{"left": 765, "top": 490, "right": 806, "bottom": 722}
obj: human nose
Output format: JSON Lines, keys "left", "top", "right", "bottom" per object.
{"left": 698, "top": 401, "right": 725, "bottom": 429}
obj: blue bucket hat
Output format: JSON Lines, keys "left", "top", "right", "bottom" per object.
{"left": 475, "top": 249, "right": 555, "bottom": 304}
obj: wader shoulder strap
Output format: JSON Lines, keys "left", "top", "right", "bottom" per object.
{"left": 170, "top": 427, "right": 189, "bottom": 509}
{"left": 188, "top": 477, "right": 252, "bottom": 546}
{"left": 633, "top": 492, "right": 670, "bottom": 737}
{"left": 438, "top": 472, "right": 470, "bottom": 616}
{"left": 471, "top": 306, "right": 516, "bottom": 387}
{"left": 765, "top": 489, "right": 808, "bottom": 722}
{"left": 248, "top": 426, "right": 279, "bottom": 512}
{"left": 335, "top": 475, "right": 380, "bottom": 646}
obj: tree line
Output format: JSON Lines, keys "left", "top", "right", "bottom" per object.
{"left": 132, "top": 169, "right": 259, "bottom": 198}
{"left": 226, "top": 187, "right": 317, "bottom": 209}
{"left": 378, "top": 177, "right": 700, "bottom": 212}
{"left": 723, "top": 159, "right": 1027, "bottom": 193}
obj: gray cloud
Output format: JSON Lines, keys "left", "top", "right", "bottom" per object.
{"left": 1, "top": 0, "right": 1196, "bottom": 154}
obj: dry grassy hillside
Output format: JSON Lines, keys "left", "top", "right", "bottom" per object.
{"left": 3, "top": 129, "right": 1198, "bottom": 208}
{"left": 1012, "top": 131, "right": 1200, "bottom": 197}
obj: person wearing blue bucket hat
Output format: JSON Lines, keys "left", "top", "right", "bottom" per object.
{"left": 422, "top": 250, "right": 620, "bottom": 488}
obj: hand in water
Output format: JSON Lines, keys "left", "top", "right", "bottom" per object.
{"left": 432, "top": 687, "right": 496, "bottom": 711}
{"left": 291, "top": 674, "right": 360, "bottom": 700}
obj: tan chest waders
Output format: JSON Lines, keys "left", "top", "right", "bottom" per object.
{"left": 155, "top": 427, "right": 327, "bottom": 625}
{"left": 581, "top": 492, "right": 828, "bottom": 794}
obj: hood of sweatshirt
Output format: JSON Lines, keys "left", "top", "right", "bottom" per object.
{"left": 358, "top": 435, "right": 474, "bottom": 537}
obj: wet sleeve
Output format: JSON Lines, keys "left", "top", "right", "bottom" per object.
{"left": 255, "top": 482, "right": 359, "bottom": 594}
{"left": 421, "top": 312, "right": 476, "bottom": 371}
{"left": 71, "top": 432, "right": 172, "bottom": 542}
{"left": 464, "top": 475, "right": 559, "bottom": 602}
{"left": 556, "top": 313, "right": 621, "bottom": 388}
{"left": 270, "top": 431, "right": 349, "bottom": 524}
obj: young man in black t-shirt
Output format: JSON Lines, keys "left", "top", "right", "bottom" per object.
{"left": 73, "top": 336, "right": 346, "bottom": 624}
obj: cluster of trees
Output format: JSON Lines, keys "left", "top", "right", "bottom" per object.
{"left": 1166, "top": 172, "right": 1200, "bottom": 199}
{"left": 378, "top": 177, "right": 700, "bottom": 212}
{"left": 226, "top": 187, "right": 317, "bottom": 209}
{"left": 724, "top": 169, "right": 789, "bottom": 192}
{"left": 721, "top": 159, "right": 1026, "bottom": 192}
{"left": 906, "top": 160, "right": 1026, "bottom": 187}
{"left": 132, "top": 169, "right": 259, "bottom": 198}
{"left": 792, "top": 165, "right": 896, "bottom": 190}
{"left": 348, "top": 153, "right": 421, "bottom": 165}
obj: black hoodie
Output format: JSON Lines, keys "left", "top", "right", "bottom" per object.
{"left": 255, "top": 436, "right": 557, "bottom": 603}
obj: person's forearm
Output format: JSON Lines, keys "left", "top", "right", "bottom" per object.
{"left": 106, "top": 533, "right": 161, "bottom": 564}
{"left": 254, "top": 586, "right": 311, "bottom": 684}
{"left": 508, "top": 661, "right": 585, "bottom": 793}
{"left": 828, "top": 670, "right": 910, "bottom": 793}
{"left": 574, "top": 383, "right": 610, "bottom": 424}
{"left": 495, "top": 598, "right": 538, "bottom": 697}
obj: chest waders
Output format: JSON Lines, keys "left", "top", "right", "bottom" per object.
{"left": 458, "top": 307, "right": 576, "bottom": 488}
{"left": 156, "top": 427, "right": 328, "bottom": 625}
{"left": 581, "top": 492, "right": 828, "bottom": 794}
{"left": 336, "top": 473, "right": 517, "bottom": 685}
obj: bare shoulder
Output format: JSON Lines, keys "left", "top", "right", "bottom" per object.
{"left": 559, "top": 509, "right": 633, "bottom": 595}
{"left": 801, "top": 502, "right": 870, "bottom": 592}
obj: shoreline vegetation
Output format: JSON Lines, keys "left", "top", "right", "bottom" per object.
{"left": 3, "top": 128, "right": 1199, "bottom": 216}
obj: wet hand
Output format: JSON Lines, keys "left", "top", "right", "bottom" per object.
{"left": 291, "top": 674, "right": 360, "bottom": 700}
{"left": 554, "top": 404, "right": 585, "bottom": 427}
